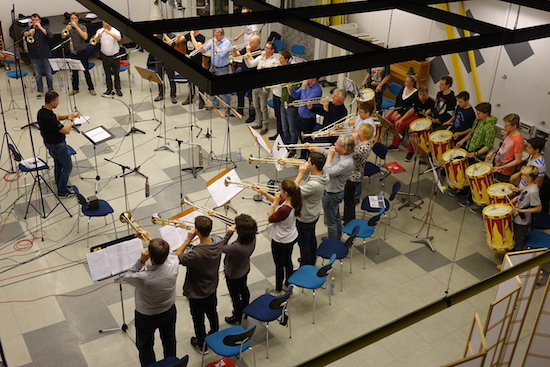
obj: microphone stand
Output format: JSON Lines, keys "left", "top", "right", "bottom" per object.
{"left": 0, "top": 86, "right": 20, "bottom": 174}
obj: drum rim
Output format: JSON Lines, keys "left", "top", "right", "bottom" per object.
{"left": 487, "top": 182, "right": 514, "bottom": 196}
{"left": 443, "top": 148, "right": 467, "bottom": 160}
{"left": 429, "top": 130, "right": 453, "bottom": 141}
{"left": 410, "top": 118, "right": 432, "bottom": 132}
{"left": 466, "top": 162, "right": 492, "bottom": 176}
{"left": 482, "top": 203, "right": 513, "bottom": 217}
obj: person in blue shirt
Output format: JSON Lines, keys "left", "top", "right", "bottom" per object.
{"left": 290, "top": 77, "right": 323, "bottom": 159}
{"left": 201, "top": 28, "right": 232, "bottom": 109}
{"left": 443, "top": 91, "right": 475, "bottom": 144}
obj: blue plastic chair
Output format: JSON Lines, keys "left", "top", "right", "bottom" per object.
{"left": 290, "top": 44, "right": 305, "bottom": 55}
{"left": 533, "top": 213, "right": 550, "bottom": 230}
{"left": 363, "top": 143, "right": 390, "bottom": 183}
{"left": 361, "top": 182, "right": 400, "bottom": 239}
{"left": 525, "top": 230, "right": 550, "bottom": 249}
{"left": 76, "top": 194, "right": 117, "bottom": 247}
{"left": 145, "top": 355, "right": 189, "bottom": 367}
{"left": 202, "top": 325, "right": 257, "bottom": 367}
{"left": 242, "top": 286, "right": 293, "bottom": 359}
{"left": 381, "top": 82, "right": 402, "bottom": 110}
{"left": 273, "top": 39, "right": 284, "bottom": 52}
{"left": 342, "top": 208, "right": 384, "bottom": 268}
{"left": 288, "top": 253, "right": 336, "bottom": 324}
{"left": 316, "top": 225, "right": 360, "bottom": 290}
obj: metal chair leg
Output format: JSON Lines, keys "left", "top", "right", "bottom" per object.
{"left": 363, "top": 238, "right": 367, "bottom": 269}
{"left": 312, "top": 289, "right": 316, "bottom": 324}
{"left": 265, "top": 322, "right": 269, "bottom": 359}
{"left": 340, "top": 260, "right": 343, "bottom": 291}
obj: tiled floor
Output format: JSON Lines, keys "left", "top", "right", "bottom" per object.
{"left": 0, "top": 50, "right": 547, "bottom": 367}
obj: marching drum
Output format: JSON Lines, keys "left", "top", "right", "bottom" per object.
{"left": 443, "top": 149, "right": 469, "bottom": 189}
{"left": 409, "top": 118, "right": 432, "bottom": 154}
{"left": 487, "top": 183, "right": 515, "bottom": 205}
{"left": 357, "top": 88, "right": 375, "bottom": 104}
{"left": 482, "top": 204, "right": 515, "bottom": 251}
{"left": 466, "top": 162, "right": 494, "bottom": 206}
{"left": 429, "top": 130, "right": 453, "bottom": 164}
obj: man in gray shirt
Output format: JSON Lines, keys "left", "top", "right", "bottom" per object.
{"left": 294, "top": 152, "right": 329, "bottom": 265}
{"left": 123, "top": 231, "right": 179, "bottom": 367}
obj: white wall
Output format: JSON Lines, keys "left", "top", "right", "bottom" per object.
{"left": 348, "top": 1, "right": 550, "bottom": 132}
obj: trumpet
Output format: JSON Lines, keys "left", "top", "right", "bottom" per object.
{"left": 277, "top": 142, "right": 332, "bottom": 150}
{"left": 301, "top": 114, "right": 355, "bottom": 138}
{"left": 229, "top": 49, "right": 262, "bottom": 63}
{"left": 262, "top": 82, "right": 296, "bottom": 92}
{"left": 120, "top": 211, "right": 152, "bottom": 245}
{"left": 181, "top": 197, "right": 235, "bottom": 226}
{"left": 26, "top": 34, "right": 35, "bottom": 44}
{"left": 248, "top": 155, "right": 306, "bottom": 167}
{"left": 164, "top": 31, "right": 190, "bottom": 45}
{"left": 61, "top": 23, "right": 71, "bottom": 37}
{"left": 151, "top": 213, "right": 193, "bottom": 230}
{"left": 224, "top": 177, "right": 279, "bottom": 191}
{"left": 89, "top": 30, "right": 104, "bottom": 46}
{"left": 187, "top": 38, "right": 211, "bottom": 58}
{"left": 284, "top": 97, "right": 327, "bottom": 109}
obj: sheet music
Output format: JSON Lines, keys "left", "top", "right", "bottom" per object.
{"left": 49, "top": 58, "right": 85, "bottom": 72}
{"left": 273, "top": 135, "right": 288, "bottom": 171}
{"left": 20, "top": 157, "right": 46, "bottom": 170}
{"left": 247, "top": 125, "right": 272, "bottom": 154}
{"left": 85, "top": 127, "right": 112, "bottom": 144}
{"left": 104, "top": 238, "right": 143, "bottom": 276}
{"left": 368, "top": 196, "right": 385, "bottom": 208}
{"left": 124, "top": 238, "right": 144, "bottom": 263}
{"left": 73, "top": 116, "right": 90, "bottom": 125}
{"left": 207, "top": 169, "right": 244, "bottom": 207}
{"left": 86, "top": 250, "right": 111, "bottom": 281}
{"left": 159, "top": 226, "right": 185, "bottom": 251}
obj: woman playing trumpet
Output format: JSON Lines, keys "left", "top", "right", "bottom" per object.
{"left": 62, "top": 12, "right": 96, "bottom": 96}
{"left": 253, "top": 180, "right": 302, "bottom": 296}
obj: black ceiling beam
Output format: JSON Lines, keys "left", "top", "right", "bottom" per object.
{"left": 395, "top": 0, "right": 507, "bottom": 34}
{"left": 500, "top": 0, "right": 550, "bottom": 13}
{"left": 285, "top": 0, "right": 396, "bottom": 19}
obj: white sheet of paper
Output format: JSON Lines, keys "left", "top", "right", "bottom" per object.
{"left": 207, "top": 169, "right": 244, "bottom": 207}
{"left": 73, "top": 116, "right": 90, "bottom": 125}
{"left": 86, "top": 250, "right": 111, "bottom": 281}
{"left": 368, "top": 196, "right": 385, "bottom": 208}
{"left": 20, "top": 157, "right": 46, "bottom": 170}
{"left": 247, "top": 125, "right": 271, "bottom": 154}
{"left": 272, "top": 135, "right": 288, "bottom": 171}
{"left": 124, "top": 238, "right": 144, "bottom": 263}
{"left": 49, "top": 58, "right": 85, "bottom": 71}
{"left": 159, "top": 225, "right": 186, "bottom": 251}
{"left": 86, "top": 127, "right": 111, "bottom": 144}
{"left": 85, "top": 13, "right": 98, "bottom": 19}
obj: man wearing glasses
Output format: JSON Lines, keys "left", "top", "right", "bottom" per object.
{"left": 245, "top": 41, "right": 279, "bottom": 135}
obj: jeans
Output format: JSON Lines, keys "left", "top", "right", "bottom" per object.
{"left": 101, "top": 53, "right": 121, "bottom": 92}
{"left": 135, "top": 304, "right": 177, "bottom": 367}
{"left": 45, "top": 140, "right": 72, "bottom": 195}
{"left": 273, "top": 95, "right": 282, "bottom": 136}
{"left": 297, "top": 218, "right": 319, "bottom": 266}
{"left": 71, "top": 50, "right": 94, "bottom": 91}
{"left": 156, "top": 62, "right": 176, "bottom": 98}
{"left": 323, "top": 191, "right": 345, "bottom": 240}
{"left": 30, "top": 58, "right": 53, "bottom": 93}
{"left": 225, "top": 272, "right": 250, "bottom": 320}
{"left": 343, "top": 180, "right": 361, "bottom": 225}
{"left": 280, "top": 106, "right": 299, "bottom": 145}
{"left": 210, "top": 65, "right": 231, "bottom": 108}
{"left": 237, "top": 89, "right": 254, "bottom": 117}
{"left": 271, "top": 239, "right": 296, "bottom": 292}
{"left": 513, "top": 222, "right": 529, "bottom": 251}
{"left": 252, "top": 88, "right": 270, "bottom": 128}
{"left": 189, "top": 292, "right": 219, "bottom": 348}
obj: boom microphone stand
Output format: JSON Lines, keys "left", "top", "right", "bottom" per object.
{"left": 0, "top": 88, "right": 20, "bottom": 174}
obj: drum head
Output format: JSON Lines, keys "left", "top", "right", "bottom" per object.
{"left": 466, "top": 163, "right": 492, "bottom": 176}
{"left": 443, "top": 148, "right": 467, "bottom": 162}
{"left": 358, "top": 88, "right": 375, "bottom": 102}
{"left": 410, "top": 118, "right": 432, "bottom": 132}
{"left": 487, "top": 183, "right": 513, "bottom": 196}
{"left": 483, "top": 204, "right": 512, "bottom": 217}
{"left": 429, "top": 130, "right": 453, "bottom": 142}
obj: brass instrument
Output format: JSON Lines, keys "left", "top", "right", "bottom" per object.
{"left": 164, "top": 31, "right": 190, "bottom": 45}
{"left": 181, "top": 196, "right": 235, "bottom": 226}
{"left": 262, "top": 82, "right": 295, "bottom": 92}
{"left": 224, "top": 177, "right": 280, "bottom": 191}
{"left": 187, "top": 38, "right": 212, "bottom": 58}
{"left": 61, "top": 24, "right": 71, "bottom": 37}
{"left": 284, "top": 97, "right": 327, "bottom": 109}
{"left": 26, "top": 34, "right": 35, "bottom": 44}
{"left": 151, "top": 213, "right": 193, "bottom": 230}
{"left": 89, "top": 30, "right": 104, "bottom": 46}
{"left": 301, "top": 114, "right": 356, "bottom": 138}
{"left": 276, "top": 142, "right": 332, "bottom": 150}
{"left": 119, "top": 211, "right": 152, "bottom": 245}
{"left": 248, "top": 154, "right": 305, "bottom": 167}
{"left": 229, "top": 49, "right": 262, "bottom": 63}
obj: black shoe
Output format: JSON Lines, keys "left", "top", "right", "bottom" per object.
{"left": 171, "top": 97, "right": 177, "bottom": 104}
{"left": 387, "top": 145, "right": 399, "bottom": 151}
{"left": 245, "top": 116, "right": 255, "bottom": 123}
{"left": 449, "top": 189, "right": 468, "bottom": 197}
{"left": 404, "top": 153, "right": 413, "bottom": 162}
{"left": 460, "top": 200, "right": 471, "bottom": 207}
{"left": 268, "top": 134, "right": 278, "bottom": 140}
{"left": 190, "top": 337, "right": 208, "bottom": 355}
{"left": 60, "top": 186, "right": 77, "bottom": 198}
{"left": 102, "top": 90, "right": 113, "bottom": 97}
{"left": 260, "top": 128, "right": 268, "bottom": 135}
{"left": 116, "top": 90, "right": 123, "bottom": 97}
{"left": 181, "top": 96, "right": 191, "bottom": 105}
{"left": 469, "top": 206, "right": 482, "bottom": 214}
{"left": 251, "top": 124, "right": 263, "bottom": 129}
{"left": 225, "top": 315, "right": 241, "bottom": 325}
{"left": 154, "top": 95, "right": 163, "bottom": 102}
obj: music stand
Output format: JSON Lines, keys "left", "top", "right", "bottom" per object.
{"left": 0, "top": 50, "right": 25, "bottom": 112}
{"left": 244, "top": 125, "right": 272, "bottom": 204}
{"left": 81, "top": 126, "right": 116, "bottom": 193}
{"left": 88, "top": 234, "right": 143, "bottom": 341}
{"left": 206, "top": 167, "right": 243, "bottom": 216}
{"left": 343, "top": 76, "right": 363, "bottom": 111}
{"left": 198, "top": 91, "right": 227, "bottom": 169}
{"left": 135, "top": 66, "right": 162, "bottom": 128}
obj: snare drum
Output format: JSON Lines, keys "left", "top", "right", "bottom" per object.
{"left": 409, "top": 118, "right": 432, "bottom": 154}
{"left": 487, "top": 183, "right": 515, "bottom": 205}
{"left": 443, "top": 149, "right": 469, "bottom": 189}
{"left": 429, "top": 130, "right": 453, "bottom": 164}
{"left": 466, "top": 163, "right": 494, "bottom": 206}
{"left": 357, "top": 88, "right": 375, "bottom": 104}
{"left": 482, "top": 204, "right": 515, "bottom": 251}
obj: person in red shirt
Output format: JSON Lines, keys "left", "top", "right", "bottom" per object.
{"left": 486, "top": 113, "right": 524, "bottom": 182}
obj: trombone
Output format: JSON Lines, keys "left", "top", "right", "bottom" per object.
{"left": 301, "top": 114, "right": 355, "bottom": 138}
{"left": 181, "top": 197, "right": 235, "bottom": 226}
{"left": 248, "top": 155, "right": 305, "bottom": 167}
{"left": 164, "top": 31, "right": 190, "bottom": 45}
{"left": 224, "top": 177, "right": 279, "bottom": 191}
{"left": 119, "top": 211, "right": 153, "bottom": 245}
{"left": 277, "top": 142, "right": 332, "bottom": 150}
{"left": 284, "top": 97, "right": 326, "bottom": 109}
{"left": 187, "top": 39, "right": 211, "bottom": 58}
{"left": 262, "top": 82, "right": 296, "bottom": 92}
{"left": 151, "top": 213, "right": 193, "bottom": 230}
{"left": 229, "top": 49, "right": 262, "bottom": 63}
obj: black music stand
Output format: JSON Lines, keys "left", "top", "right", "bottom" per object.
{"left": 135, "top": 66, "right": 162, "bottom": 129}
{"left": 89, "top": 234, "right": 141, "bottom": 341}
{"left": 81, "top": 126, "right": 116, "bottom": 193}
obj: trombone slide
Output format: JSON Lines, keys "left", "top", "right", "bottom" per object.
{"left": 224, "top": 177, "right": 279, "bottom": 191}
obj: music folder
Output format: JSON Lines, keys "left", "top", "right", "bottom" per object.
{"left": 83, "top": 126, "right": 115, "bottom": 146}
{"left": 87, "top": 235, "right": 143, "bottom": 281}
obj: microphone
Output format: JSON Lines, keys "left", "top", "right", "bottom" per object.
{"left": 145, "top": 177, "right": 150, "bottom": 197}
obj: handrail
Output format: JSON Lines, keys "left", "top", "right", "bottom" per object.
{"left": 297, "top": 249, "right": 550, "bottom": 366}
